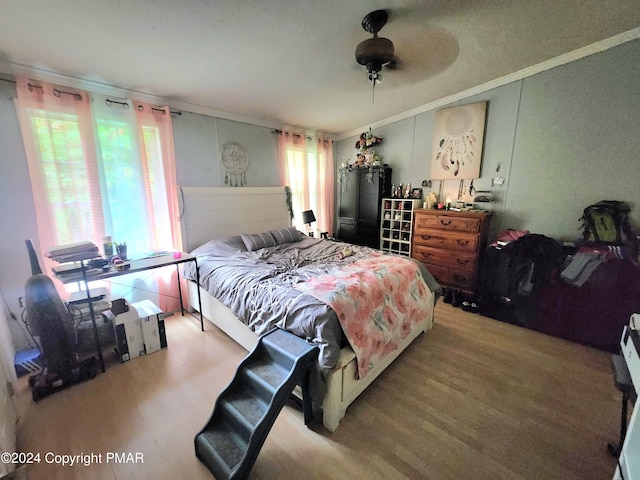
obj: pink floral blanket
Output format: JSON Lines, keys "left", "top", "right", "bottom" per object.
{"left": 294, "top": 252, "right": 432, "bottom": 378}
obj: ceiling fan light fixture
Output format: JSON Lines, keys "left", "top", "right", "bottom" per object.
{"left": 366, "top": 61, "right": 382, "bottom": 75}
{"left": 355, "top": 10, "right": 395, "bottom": 100}
{"left": 355, "top": 36, "right": 395, "bottom": 72}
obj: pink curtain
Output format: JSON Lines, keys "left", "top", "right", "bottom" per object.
{"left": 133, "top": 101, "right": 183, "bottom": 312}
{"left": 15, "top": 77, "right": 103, "bottom": 279}
{"left": 317, "top": 137, "right": 335, "bottom": 235}
{"left": 278, "top": 131, "right": 334, "bottom": 235}
{"left": 16, "top": 78, "right": 183, "bottom": 313}
{"left": 133, "top": 102, "right": 181, "bottom": 251}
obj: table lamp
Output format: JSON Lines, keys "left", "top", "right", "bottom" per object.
{"left": 302, "top": 210, "right": 316, "bottom": 237}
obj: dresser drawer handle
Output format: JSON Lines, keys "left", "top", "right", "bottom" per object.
{"left": 421, "top": 235, "right": 432, "bottom": 240}
{"left": 457, "top": 239, "right": 469, "bottom": 246}
{"left": 440, "top": 220, "right": 452, "bottom": 226}
{"left": 456, "top": 258, "right": 469, "bottom": 265}
{"left": 453, "top": 273, "right": 466, "bottom": 282}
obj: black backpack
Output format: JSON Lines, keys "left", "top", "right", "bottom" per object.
{"left": 580, "top": 200, "right": 635, "bottom": 245}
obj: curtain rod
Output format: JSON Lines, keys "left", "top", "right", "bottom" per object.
{"left": 273, "top": 129, "right": 312, "bottom": 141}
{"left": 272, "top": 129, "right": 332, "bottom": 143}
{"left": 103, "top": 98, "right": 181, "bottom": 116}
{"left": 151, "top": 106, "right": 182, "bottom": 116}
{"left": 1, "top": 77, "right": 181, "bottom": 115}
{"left": 105, "top": 98, "right": 128, "bottom": 108}
{"left": 27, "top": 83, "right": 83, "bottom": 101}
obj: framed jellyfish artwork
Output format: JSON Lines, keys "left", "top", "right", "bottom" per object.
{"left": 430, "top": 102, "right": 487, "bottom": 180}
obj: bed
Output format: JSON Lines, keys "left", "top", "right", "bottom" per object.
{"left": 179, "top": 186, "right": 441, "bottom": 432}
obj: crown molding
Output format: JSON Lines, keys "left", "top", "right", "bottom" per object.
{"left": 1, "top": 26, "right": 638, "bottom": 141}
{"left": 336, "top": 27, "right": 640, "bottom": 141}
{"left": 0, "top": 60, "right": 285, "bottom": 130}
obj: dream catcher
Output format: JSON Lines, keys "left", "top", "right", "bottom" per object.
{"left": 220, "top": 141, "right": 248, "bottom": 186}
{"left": 430, "top": 102, "right": 487, "bottom": 180}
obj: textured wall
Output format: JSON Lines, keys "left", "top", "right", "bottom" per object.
{"left": 336, "top": 39, "right": 640, "bottom": 241}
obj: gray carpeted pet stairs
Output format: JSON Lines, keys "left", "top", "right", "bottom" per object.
{"left": 195, "top": 328, "right": 318, "bottom": 480}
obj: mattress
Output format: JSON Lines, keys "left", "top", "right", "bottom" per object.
{"left": 183, "top": 234, "right": 441, "bottom": 375}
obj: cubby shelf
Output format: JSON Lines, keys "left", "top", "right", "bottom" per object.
{"left": 380, "top": 198, "right": 422, "bottom": 256}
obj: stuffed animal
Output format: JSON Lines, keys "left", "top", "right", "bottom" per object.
{"left": 337, "top": 247, "right": 354, "bottom": 260}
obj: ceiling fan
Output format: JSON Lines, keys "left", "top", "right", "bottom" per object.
{"left": 355, "top": 10, "right": 398, "bottom": 99}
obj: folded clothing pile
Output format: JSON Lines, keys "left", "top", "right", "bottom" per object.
{"left": 46, "top": 241, "right": 99, "bottom": 262}
{"left": 560, "top": 251, "right": 607, "bottom": 287}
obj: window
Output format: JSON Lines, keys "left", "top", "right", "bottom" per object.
{"left": 16, "top": 79, "right": 181, "bottom": 312}
{"left": 278, "top": 132, "right": 334, "bottom": 234}
{"left": 29, "top": 108, "right": 101, "bottom": 243}
{"left": 17, "top": 81, "right": 178, "bottom": 256}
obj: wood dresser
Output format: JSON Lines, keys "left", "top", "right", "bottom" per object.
{"left": 411, "top": 209, "right": 492, "bottom": 296}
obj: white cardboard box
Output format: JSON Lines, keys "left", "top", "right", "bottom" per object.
{"left": 113, "top": 304, "right": 145, "bottom": 362}
{"left": 132, "top": 300, "right": 167, "bottom": 355}
{"left": 112, "top": 299, "right": 166, "bottom": 362}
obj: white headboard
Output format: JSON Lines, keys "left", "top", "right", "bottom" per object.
{"left": 178, "top": 186, "right": 292, "bottom": 252}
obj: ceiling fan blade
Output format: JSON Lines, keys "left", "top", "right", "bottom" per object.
{"left": 385, "top": 55, "right": 402, "bottom": 70}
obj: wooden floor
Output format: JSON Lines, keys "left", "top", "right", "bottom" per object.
{"left": 16, "top": 303, "right": 620, "bottom": 480}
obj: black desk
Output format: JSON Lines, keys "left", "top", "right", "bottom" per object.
{"left": 55, "top": 252, "right": 203, "bottom": 371}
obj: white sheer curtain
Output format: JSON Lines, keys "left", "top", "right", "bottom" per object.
{"left": 92, "top": 94, "right": 154, "bottom": 256}
{"left": 278, "top": 131, "right": 334, "bottom": 234}
{"left": 90, "top": 95, "right": 180, "bottom": 256}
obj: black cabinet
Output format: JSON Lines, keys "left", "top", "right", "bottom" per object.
{"left": 336, "top": 167, "right": 391, "bottom": 248}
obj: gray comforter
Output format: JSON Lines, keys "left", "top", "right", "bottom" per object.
{"left": 183, "top": 235, "right": 440, "bottom": 375}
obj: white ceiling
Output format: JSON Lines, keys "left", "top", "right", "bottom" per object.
{"left": 1, "top": 0, "right": 639, "bottom": 137}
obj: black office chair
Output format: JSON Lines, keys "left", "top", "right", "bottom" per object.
{"left": 23, "top": 239, "right": 97, "bottom": 400}
{"left": 607, "top": 353, "right": 637, "bottom": 457}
